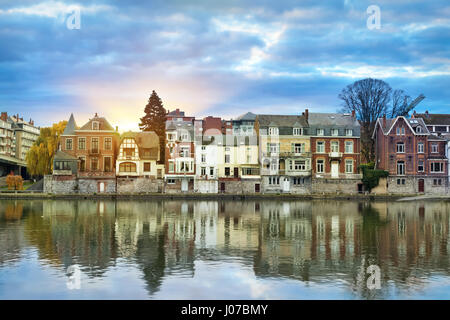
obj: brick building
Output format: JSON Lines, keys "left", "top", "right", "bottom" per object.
{"left": 373, "top": 115, "right": 448, "bottom": 194}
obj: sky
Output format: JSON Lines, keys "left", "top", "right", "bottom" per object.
{"left": 0, "top": 0, "right": 449, "bottom": 132}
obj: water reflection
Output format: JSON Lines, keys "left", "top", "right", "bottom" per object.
{"left": 0, "top": 199, "right": 449, "bottom": 299}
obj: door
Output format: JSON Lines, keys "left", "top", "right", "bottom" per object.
{"left": 331, "top": 161, "right": 339, "bottom": 178}
{"left": 99, "top": 182, "right": 105, "bottom": 193}
{"left": 255, "top": 183, "right": 260, "bottom": 193}
{"left": 181, "top": 179, "right": 188, "bottom": 192}
{"left": 234, "top": 167, "right": 239, "bottom": 178}
{"left": 220, "top": 182, "right": 226, "bottom": 193}
{"left": 418, "top": 179, "right": 424, "bottom": 193}
{"left": 282, "top": 177, "right": 290, "bottom": 192}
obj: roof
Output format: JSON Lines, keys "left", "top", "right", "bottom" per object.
{"left": 121, "top": 131, "right": 159, "bottom": 148}
{"left": 54, "top": 150, "right": 78, "bottom": 161}
{"left": 256, "top": 114, "right": 308, "bottom": 127}
{"left": 415, "top": 113, "right": 450, "bottom": 125}
{"left": 428, "top": 134, "right": 447, "bottom": 141}
{"left": 63, "top": 113, "right": 78, "bottom": 135}
{"left": 308, "top": 113, "right": 359, "bottom": 127}
{"left": 79, "top": 113, "right": 115, "bottom": 131}
{"left": 373, "top": 116, "right": 430, "bottom": 138}
{"left": 235, "top": 112, "right": 256, "bottom": 121}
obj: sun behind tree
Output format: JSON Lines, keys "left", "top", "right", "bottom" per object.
{"left": 139, "top": 90, "right": 167, "bottom": 164}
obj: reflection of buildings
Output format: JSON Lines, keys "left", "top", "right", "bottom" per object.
{"left": 1, "top": 199, "right": 449, "bottom": 298}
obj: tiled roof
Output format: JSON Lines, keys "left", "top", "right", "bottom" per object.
{"left": 308, "top": 113, "right": 359, "bottom": 127}
{"left": 79, "top": 114, "right": 115, "bottom": 131}
{"left": 235, "top": 112, "right": 256, "bottom": 121}
{"left": 415, "top": 113, "right": 450, "bottom": 125}
{"left": 54, "top": 150, "right": 78, "bottom": 161}
{"left": 256, "top": 114, "right": 308, "bottom": 127}
{"left": 63, "top": 113, "right": 78, "bottom": 135}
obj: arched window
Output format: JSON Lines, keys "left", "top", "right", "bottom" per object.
{"left": 119, "top": 162, "right": 136, "bottom": 172}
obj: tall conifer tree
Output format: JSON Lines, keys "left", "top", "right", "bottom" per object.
{"left": 139, "top": 90, "right": 166, "bottom": 163}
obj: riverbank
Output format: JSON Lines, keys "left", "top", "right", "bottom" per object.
{"left": 1, "top": 192, "right": 449, "bottom": 201}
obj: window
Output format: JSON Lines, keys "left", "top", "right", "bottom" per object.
{"left": 331, "top": 141, "right": 339, "bottom": 152}
{"left": 225, "top": 147, "right": 230, "bottom": 151}
{"left": 268, "top": 177, "right": 280, "bottom": 185}
{"left": 210, "top": 167, "right": 214, "bottom": 176}
{"left": 397, "top": 178, "right": 406, "bottom": 185}
{"left": 431, "top": 144, "right": 438, "bottom": 153}
{"left": 317, "top": 159, "right": 324, "bottom": 173}
{"left": 430, "top": 162, "right": 443, "bottom": 172}
{"left": 201, "top": 167, "right": 206, "bottom": 175}
{"left": 397, "top": 161, "right": 405, "bottom": 175}
{"left": 293, "top": 128, "right": 302, "bottom": 136}
{"left": 418, "top": 142, "right": 424, "bottom": 153}
{"left": 201, "top": 146, "right": 206, "bottom": 150}
{"left": 397, "top": 142, "right": 405, "bottom": 153}
{"left": 293, "top": 143, "right": 304, "bottom": 154}
{"left": 181, "top": 133, "right": 189, "bottom": 141}
{"left": 91, "top": 158, "right": 99, "bottom": 171}
{"left": 92, "top": 121, "right": 99, "bottom": 130}
{"left": 167, "top": 179, "right": 176, "bottom": 184}
{"left": 293, "top": 160, "right": 306, "bottom": 171}
{"left": 169, "top": 162, "right": 174, "bottom": 172}
{"left": 433, "top": 179, "right": 442, "bottom": 186}
{"left": 55, "top": 161, "right": 70, "bottom": 170}
{"left": 201, "top": 154, "right": 206, "bottom": 163}
{"left": 78, "top": 138, "right": 86, "bottom": 150}
{"left": 225, "top": 167, "right": 230, "bottom": 176}
{"left": 268, "top": 127, "right": 278, "bottom": 136}
{"left": 91, "top": 138, "right": 99, "bottom": 153}
{"left": 331, "top": 129, "right": 339, "bottom": 136}
{"left": 167, "top": 133, "right": 175, "bottom": 141}
{"left": 246, "top": 154, "right": 251, "bottom": 163}
{"left": 316, "top": 141, "right": 325, "bottom": 153}
{"left": 396, "top": 127, "right": 405, "bottom": 135}
{"left": 268, "top": 143, "right": 279, "bottom": 154}
{"left": 79, "top": 157, "right": 85, "bottom": 172}
{"left": 225, "top": 154, "right": 230, "bottom": 163}
{"left": 104, "top": 137, "right": 112, "bottom": 150}
{"left": 104, "top": 157, "right": 112, "bottom": 172}
{"left": 65, "top": 138, "right": 73, "bottom": 150}
{"left": 270, "top": 162, "right": 278, "bottom": 171}
{"left": 345, "top": 159, "right": 353, "bottom": 173}
{"left": 316, "top": 129, "right": 324, "bottom": 136}
{"left": 345, "top": 129, "right": 353, "bottom": 136}
{"left": 123, "top": 148, "right": 135, "bottom": 159}
{"left": 180, "top": 147, "right": 190, "bottom": 157}
{"left": 416, "top": 126, "right": 422, "bottom": 133}
{"left": 345, "top": 141, "right": 353, "bottom": 153}
{"left": 144, "top": 162, "right": 151, "bottom": 172}
{"left": 418, "top": 160, "right": 424, "bottom": 172}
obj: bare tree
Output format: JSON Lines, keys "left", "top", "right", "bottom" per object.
{"left": 339, "top": 78, "right": 392, "bottom": 163}
{"left": 339, "top": 79, "right": 418, "bottom": 163}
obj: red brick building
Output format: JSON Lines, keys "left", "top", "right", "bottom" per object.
{"left": 373, "top": 115, "right": 448, "bottom": 194}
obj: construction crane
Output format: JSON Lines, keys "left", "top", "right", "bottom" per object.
{"left": 405, "top": 94, "right": 425, "bottom": 115}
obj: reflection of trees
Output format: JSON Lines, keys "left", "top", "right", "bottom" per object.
{"left": 24, "top": 200, "right": 118, "bottom": 276}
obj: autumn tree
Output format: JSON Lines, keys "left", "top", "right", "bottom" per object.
{"left": 139, "top": 90, "right": 167, "bottom": 164}
{"left": 339, "top": 78, "right": 414, "bottom": 163}
{"left": 6, "top": 172, "right": 23, "bottom": 190}
{"left": 26, "top": 120, "right": 67, "bottom": 177}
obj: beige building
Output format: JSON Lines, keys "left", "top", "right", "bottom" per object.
{"left": 8, "top": 114, "right": 40, "bottom": 161}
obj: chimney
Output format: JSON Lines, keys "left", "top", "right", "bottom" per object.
{"left": 425, "top": 110, "right": 429, "bottom": 118}
{"left": 411, "top": 113, "right": 415, "bottom": 119}
{"left": 0, "top": 112, "right": 6, "bottom": 122}
{"left": 383, "top": 114, "right": 386, "bottom": 127}
{"left": 351, "top": 109, "right": 355, "bottom": 118}
{"left": 304, "top": 108, "right": 309, "bottom": 121}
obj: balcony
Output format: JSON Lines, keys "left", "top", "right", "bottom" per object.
{"left": 263, "top": 151, "right": 311, "bottom": 158}
{"left": 328, "top": 152, "right": 343, "bottom": 159}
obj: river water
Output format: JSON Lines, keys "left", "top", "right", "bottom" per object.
{"left": 0, "top": 199, "right": 449, "bottom": 299}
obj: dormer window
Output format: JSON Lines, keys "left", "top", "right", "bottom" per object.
{"left": 331, "top": 129, "right": 339, "bottom": 136}
{"left": 416, "top": 126, "right": 422, "bottom": 133}
{"left": 317, "top": 129, "right": 324, "bottom": 136}
{"left": 293, "top": 128, "right": 302, "bottom": 136}
{"left": 268, "top": 127, "right": 278, "bottom": 136}
{"left": 92, "top": 121, "right": 99, "bottom": 130}
{"left": 345, "top": 129, "right": 353, "bottom": 136}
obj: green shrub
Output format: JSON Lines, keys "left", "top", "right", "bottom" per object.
{"left": 359, "top": 165, "right": 388, "bottom": 191}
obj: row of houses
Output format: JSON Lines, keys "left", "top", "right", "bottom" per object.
{"left": 45, "top": 109, "right": 450, "bottom": 195}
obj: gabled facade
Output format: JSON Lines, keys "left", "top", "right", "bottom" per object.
{"left": 255, "top": 113, "right": 311, "bottom": 194}
{"left": 116, "top": 131, "right": 162, "bottom": 178}
{"left": 51, "top": 113, "right": 119, "bottom": 193}
{"left": 373, "top": 115, "right": 448, "bottom": 194}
